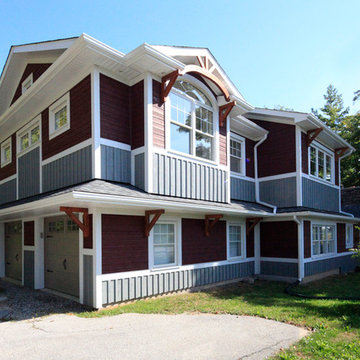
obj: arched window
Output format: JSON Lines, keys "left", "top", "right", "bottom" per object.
{"left": 169, "top": 80, "right": 214, "bottom": 160}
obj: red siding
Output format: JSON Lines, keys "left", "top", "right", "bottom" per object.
{"left": 182, "top": 218, "right": 226, "bottom": 265}
{"left": 335, "top": 158, "right": 339, "bottom": 186}
{"left": 354, "top": 225, "right": 359, "bottom": 248}
{"left": 303, "top": 220, "right": 311, "bottom": 258}
{"left": 131, "top": 81, "right": 144, "bottom": 149}
{"left": 11, "top": 63, "right": 52, "bottom": 105}
{"left": 102, "top": 215, "right": 148, "bottom": 274}
{"left": 24, "top": 221, "right": 35, "bottom": 246}
{"left": 250, "top": 120, "right": 296, "bottom": 177}
{"left": 0, "top": 133, "right": 16, "bottom": 181}
{"left": 246, "top": 138, "right": 255, "bottom": 178}
{"left": 260, "top": 221, "right": 298, "bottom": 258}
{"left": 42, "top": 75, "right": 92, "bottom": 160}
{"left": 337, "top": 223, "right": 346, "bottom": 253}
{"left": 152, "top": 80, "right": 165, "bottom": 148}
{"left": 83, "top": 215, "right": 93, "bottom": 249}
{"left": 301, "top": 132, "right": 308, "bottom": 174}
{"left": 100, "top": 74, "right": 131, "bottom": 145}
{"left": 246, "top": 231, "right": 254, "bottom": 258}
{"left": 219, "top": 123, "right": 227, "bottom": 165}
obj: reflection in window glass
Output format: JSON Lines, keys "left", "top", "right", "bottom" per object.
{"left": 310, "top": 147, "right": 317, "bottom": 175}
{"left": 195, "top": 132, "right": 212, "bottom": 160}
{"left": 55, "top": 106, "right": 68, "bottom": 130}
{"left": 171, "top": 123, "right": 190, "bottom": 154}
{"left": 21, "top": 133, "right": 29, "bottom": 151}
{"left": 230, "top": 139, "right": 243, "bottom": 174}
{"left": 31, "top": 126, "right": 40, "bottom": 145}
{"left": 312, "top": 224, "right": 335, "bottom": 256}
{"left": 229, "top": 225, "right": 242, "bottom": 258}
{"left": 153, "top": 223, "right": 175, "bottom": 266}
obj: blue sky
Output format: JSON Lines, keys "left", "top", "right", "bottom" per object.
{"left": 1, "top": 0, "right": 359, "bottom": 113}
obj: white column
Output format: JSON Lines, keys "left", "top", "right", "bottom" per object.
{"left": 297, "top": 219, "right": 304, "bottom": 281}
{"left": 144, "top": 73, "right": 153, "bottom": 193}
{"left": 79, "top": 213, "right": 84, "bottom": 304}
{"left": 254, "top": 223, "right": 261, "bottom": 275}
{"left": 93, "top": 209, "right": 103, "bottom": 308}
{"left": 91, "top": 67, "right": 101, "bottom": 179}
{"left": 0, "top": 223, "right": 5, "bottom": 277}
{"left": 34, "top": 217, "right": 45, "bottom": 289}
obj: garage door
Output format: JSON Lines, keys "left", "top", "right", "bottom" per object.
{"left": 45, "top": 216, "right": 79, "bottom": 297}
{"left": 5, "top": 221, "right": 22, "bottom": 281}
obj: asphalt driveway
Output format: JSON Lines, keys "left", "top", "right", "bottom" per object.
{"left": 0, "top": 313, "right": 307, "bottom": 360}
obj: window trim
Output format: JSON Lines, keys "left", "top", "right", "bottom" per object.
{"left": 165, "top": 75, "right": 219, "bottom": 164}
{"left": 227, "top": 221, "right": 246, "bottom": 261}
{"left": 149, "top": 218, "right": 182, "bottom": 270}
{"left": 308, "top": 141, "right": 334, "bottom": 184}
{"left": 311, "top": 222, "right": 337, "bottom": 258}
{"left": 21, "top": 73, "right": 33, "bottom": 95}
{"left": 1, "top": 137, "right": 12, "bottom": 168}
{"left": 346, "top": 224, "right": 354, "bottom": 249}
{"left": 17, "top": 115, "right": 41, "bottom": 155}
{"left": 230, "top": 132, "right": 246, "bottom": 176}
{"left": 49, "top": 93, "right": 70, "bottom": 140}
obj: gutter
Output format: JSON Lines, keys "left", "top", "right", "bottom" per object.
{"left": 254, "top": 134, "right": 277, "bottom": 214}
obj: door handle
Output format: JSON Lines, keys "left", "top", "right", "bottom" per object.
{"left": 6, "top": 262, "right": 10, "bottom": 265}
{"left": 46, "top": 235, "right": 53, "bottom": 238}
{"left": 47, "top": 269, "right": 54, "bottom": 273}
{"left": 63, "top": 258, "right": 67, "bottom": 270}
{"left": 15, "top": 254, "right": 19, "bottom": 262}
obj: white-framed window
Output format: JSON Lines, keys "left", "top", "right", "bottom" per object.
{"left": 150, "top": 220, "right": 180, "bottom": 269}
{"left": 22, "top": 73, "right": 33, "bottom": 94}
{"left": 312, "top": 224, "right": 336, "bottom": 256}
{"left": 17, "top": 117, "right": 41, "bottom": 154}
{"left": 346, "top": 224, "right": 354, "bottom": 249}
{"left": 49, "top": 93, "right": 70, "bottom": 139}
{"left": 1, "top": 138, "right": 12, "bottom": 168}
{"left": 227, "top": 223, "right": 245, "bottom": 260}
{"left": 309, "top": 143, "right": 334, "bottom": 183}
{"left": 230, "top": 133, "right": 245, "bottom": 175}
{"left": 168, "top": 79, "right": 215, "bottom": 161}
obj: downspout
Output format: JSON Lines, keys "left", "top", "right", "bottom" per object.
{"left": 254, "top": 134, "right": 277, "bottom": 214}
{"left": 338, "top": 152, "right": 354, "bottom": 218}
{"left": 293, "top": 215, "right": 304, "bottom": 281}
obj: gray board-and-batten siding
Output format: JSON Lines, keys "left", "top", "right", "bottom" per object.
{"left": 42, "top": 146, "right": 92, "bottom": 192}
{"left": 83, "top": 255, "right": 93, "bottom": 307}
{"left": 153, "top": 153, "right": 228, "bottom": 203}
{"left": 102, "top": 261, "right": 254, "bottom": 305}
{"left": 230, "top": 177, "right": 255, "bottom": 202}
{"left": 302, "top": 177, "right": 339, "bottom": 212}
{"left": 260, "top": 260, "right": 298, "bottom": 278}
{"left": 18, "top": 147, "right": 40, "bottom": 199}
{"left": 101, "top": 145, "right": 131, "bottom": 184}
{"left": 0, "top": 178, "right": 16, "bottom": 205}
{"left": 305, "top": 255, "right": 357, "bottom": 277}
{"left": 23, "top": 250, "right": 35, "bottom": 289}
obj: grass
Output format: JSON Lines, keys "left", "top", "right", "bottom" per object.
{"left": 79, "top": 273, "right": 360, "bottom": 359}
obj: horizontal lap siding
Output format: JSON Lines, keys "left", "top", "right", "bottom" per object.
{"left": 337, "top": 223, "right": 346, "bottom": 253}
{"left": 247, "top": 231, "right": 254, "bottom": 258}
{"left": 230, "top": 177, "right": 255, "bottom": 202}
{"left": 182, "top": 218, "right": 226, "bottom": 265}
{"left": 42, "top": 75, "right": 92, "bottom": 160}
{"left": 153, "top": 153, "right": 228, "bottom": 202}
{"left": 83, "top": 215, "right": 93, "bottom": 249}
{"left": 246, "top": 138, "right": 255, "bottom": 178}
{"left": 102, "top": 261, "right": 255, "bottom": 305}
{"left": 302, "top": 177, "right": 339, "bottom": 212}
{"left": 301, "top": 132, "right": 308, "bottom": 174}
{"left": 0, "top": 133, "right": 16, "bottom": 181}
{"left": 152, "top": 80, "right": 165, "bottom": 148}
{"left": 305, "top": 255, "right": 358, "bottom": 277}
{"left": 0, "top": 179, "right": 16, "bottom": 205}
{"left": 259, "top": 177, "right": 297, "bottom": 207}
{"left": 219, "top": 124, "right": 227, "bottom": 166}
{"left": 304, "top": 221, "right": 311, "bottom": 258}
{"left": 100, "top": 74, "right": 130, "bottom": 145}
{"left": 249, "top": 120, "right": 296, "bottom": 177}
{"left": 102, "top": 215, "right": 148, "bottom": 274}
{"left": 24, "top": 221, "right": 35, "bottom": 246}
{"left": 11, "top": 63, "right": 52, "bottom": 105}
{"left": 131, "top": 81, "right": 144, "bottom": 149}
{"left": 260, "top": 221, "right": 298, "bottom": 258}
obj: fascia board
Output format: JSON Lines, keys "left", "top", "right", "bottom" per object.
{"left": 72, "top": 191, "right": 272, "bottom": 217}
{"left": 231, "top": 115, "right": 268, "bottom": 141}
{"left": 275, "top": 211, "right": 360, "bottom": 222}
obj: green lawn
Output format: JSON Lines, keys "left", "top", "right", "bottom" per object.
{"left": 80, "top": 273, "right": 360, "bottom": 359}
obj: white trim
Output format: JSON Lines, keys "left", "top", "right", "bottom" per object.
{"left": 48, "top": 92, "right": 70, "bottom": 140}
{"left": 21, "top": 73, "right": 33, "bottom": 95}
{"left": 295, "top": 126, "right": 302, "bottom": 206}
{"left": 41, "top": 138, "right": 92, "bottom": 165}
{"left": 100, "top": 257, "right": 255, "bottom": 281}
{"left": 16, "top": 115, "right": 41, "bottom": 155}
{"left": 144, "top": 73, "right": 153, "bottom": 193}
{"left": 230, "top": 173, "right": 255, "bottom": 182}
{"left": 258, "top": 172, "right": 297, "bottom": 182}
{"left": 310, "top": 222, "right": 337, "bottom": 259}
{"left": 99, "top": 138, "right": 131, "bottom": 151}
{"left": 91, "top": 68, "right": 101, "bottom": 179}
{"left": 229, "top": 133, "right": 246, "bottom": 176}
{"left": 0, "top": 174, "right": 16, "bottom": 186}
{"left": 93, "top": 210, "right": 102, "bottom": 309}
{"left": 301, "top": 173, "right": 339, "bottom": 189}
{"left": 260, "top": 257, "right": 298, "bottom": 263}
{"left": 308, "top": 141, "right": 335, "bottom": 185}
{"left": 304, "top": 250, "right": 355, "bottom": 263}
{"left": 1, "top": 137, "right": 12, "bottom": 168}
{"left": 227, "top": 221, "right": 246, "bottom": 261}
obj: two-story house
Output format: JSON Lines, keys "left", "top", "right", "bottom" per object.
{"left": 0, "top": 34, "right": 358, "bottom": 309}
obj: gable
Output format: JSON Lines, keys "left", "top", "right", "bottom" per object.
{"left": 11, "top": 63, "right": 52, "bottom": 105}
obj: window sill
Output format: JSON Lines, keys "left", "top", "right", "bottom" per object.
{"left": 308, "top": 174, "right": 335, "bottom": 187}
{"left": 49, "top": 124, "right": 70, "bottom": 140}
{"left": 0, "top": 160, "right": 11, "bottom": 168}
{"left": 150, "top": 265, "right": 180, "bottom": 272}
{"left": 227, "top": 256, "right": 245, "bottom": 262}
{"left": 18, "top": 143, "right": 40, "bottom": 157}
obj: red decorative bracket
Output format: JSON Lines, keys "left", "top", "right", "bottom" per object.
{"left": 145, "top": 209, "right": 165, "bottom": 237}
{"left": 205, "top": 214, "right": 223, "bottom": 237}
{"left": 246, "top": 217, "right": 263, "bottom": 236}
{"left": 335, "top": 147, "right": 348, "bottom": 161}
{"left": 306, "top": 127, "right": 323, "bottom": 147}
{"left": 60, "top": 206, "right": 89, "bottom": 238}
{"left": 219, "top": 101, "right": 236, "bottom": 128}
{"left": 161, "top": 70, "right": 180, "bottom": 103}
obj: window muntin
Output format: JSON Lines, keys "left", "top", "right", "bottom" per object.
{"left": 346, "top": 224, "right": 353, "bottom": 249}
{"left": 169, "top": 80, "right": 214, "bottom": 161}
{"left": 1, "top": 138, "right": 12, "bottom": 167}
{"left": 309, "top": 145, "right": 333, "bottom": 183}
{"left": 18, "top": 122, "right": 40, "bottom": 153}
{"left": 22, "top": 73, "right": 33, "bottom": 95}
{"left": 312, "top": 224, "right": 335, "bottom": 256}
{"left": 230, "top": 137, "right": 245, "bottom": 174}
{"left": 49, "top": 93, "right": 70, "bottom": 139}
{"left": 153, "top": 223, "right": 176, "bottom": 267}
{"left": 228, "top": 225, "right": 243, "bottom": 258}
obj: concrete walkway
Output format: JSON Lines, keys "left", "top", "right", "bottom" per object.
{"left": 0, "top": 313, "right": 307, "bottom": 360}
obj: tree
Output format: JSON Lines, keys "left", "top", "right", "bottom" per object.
{"left": 311, "top": 84, "right": 349, "bottom": 132}
{"left": 354, "top": 89, "right": 360, "bottom": 103}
